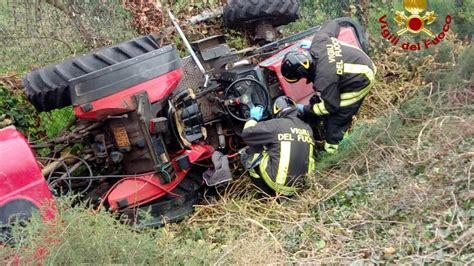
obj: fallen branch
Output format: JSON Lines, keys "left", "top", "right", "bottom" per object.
{"left": 188, "top": 7, "right": 223, "bottom": 24}
{"left": 41, "top": 151, "right": 71, "bottom": 177}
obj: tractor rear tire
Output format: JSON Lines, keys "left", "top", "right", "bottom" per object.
{"left": 23, "top": 35, "right": 160, "bottom": 112}
{"left": 223, "top": 0, "right": 299, "bottom": 29}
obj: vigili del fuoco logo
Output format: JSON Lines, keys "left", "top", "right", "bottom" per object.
{"left": 378, "top": 0, "right": 452, "bottom": 51}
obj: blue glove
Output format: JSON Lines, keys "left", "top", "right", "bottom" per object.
{"left": 297, "top": 104, "right": 305, "bottom": 113}
{"left": 250, "top": 105, "right": 264, "bottom": 121}
{"left": 299, "top": 40, "right": 311, "bottom": 49}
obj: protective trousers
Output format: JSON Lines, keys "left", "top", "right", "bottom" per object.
{"left": 324, "top": 100, "right": 362, "bottom": 144}
{"left": 305, "top": 100, "right": 362, "bottom": 153}
{"left": 241, "top": 148, "right": 275, "bottom": 196}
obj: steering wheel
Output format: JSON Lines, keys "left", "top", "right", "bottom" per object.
{"left": 223, "top": 77, "right": 270, "bottom": 122}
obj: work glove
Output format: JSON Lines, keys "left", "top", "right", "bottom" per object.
{"left": 297, "top": 104, "right": 305, "bottom": 114}
{"left": 250, "top": 105, "right": 264, "bottom": 121}
{"left": 309, "top": 94, "right": 321, "bottom": 105}
{"left": 299, "top": 40, "right": 311, "bottom": 49}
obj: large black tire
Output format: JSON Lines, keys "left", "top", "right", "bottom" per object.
{"left": 23, "top": 35, "right": 160, "bottom": 112}
{"left": 224, "top": 0, "right": 299, "bottom": 29}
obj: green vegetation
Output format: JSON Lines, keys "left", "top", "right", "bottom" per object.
{"left": 39, "top": 107, "right": 75, "bottom": 139}
{"left": 0, "top": 85, "right": 41, "bottom": 138}
{"left": 0, "top": 0, "right": 472, "bottom": 264}
{"left": 0, "top": 0, "right": 136, "bottom": 73}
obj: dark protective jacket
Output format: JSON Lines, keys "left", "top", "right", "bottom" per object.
{"left": 304, "top": 20, "right": 376, "bottom": 116}
{"left": 241, "top": 110, "right": 315, "bottom": 194}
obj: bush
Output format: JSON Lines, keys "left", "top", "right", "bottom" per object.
{"left": 0, "top": 85, "right": 41, "bottom": 138}
{"left": 0, "top": 198, "right": 222, "bottom": 264}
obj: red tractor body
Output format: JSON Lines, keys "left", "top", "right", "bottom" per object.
{"left": 0, "top": 127, "right": 55, "bottom": 237}
{"left": 106, "top": 143, "right": 214, "bottom": 210}
{"left": 73, "top": 68, "right": 183, "bottom": 120}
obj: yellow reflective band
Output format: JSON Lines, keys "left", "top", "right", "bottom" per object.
{"left": 324, "top": 142, "right": 339, "bottom": 154}
{"left": 249, "top": 168, "right": 260, "bottom": 179}
{"left": 249, "top": 153, "right": 261, "bottom": 168}
{"left": 276, "top": 141, "right": 291, "bottom": 185}
{"left": 340, "top": 63, "right": 376, "bottom": 107}
{"left": 312, "top": 100, "right": 329, "bottom": 116}
{"left": 244, "top": 119, "right": 258, "bottom": 129}
{"left": 259, "top": 153, "right": 269, "bottom": 175}
{"left": 307, "top": 144, "right": 315, "bottom": 174}
{"left": 259, "top": 153, "right": 298, "bottom": 196}
{"left": 252, "top": 153, "right": 260, "bottom": 162}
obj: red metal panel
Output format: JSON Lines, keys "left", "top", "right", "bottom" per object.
{"left": 338, "top": 26, "right": 362, "bottom": 50}
{"left": 74, "top": 68, "right": 183, "bottom": 120}
{"left": 107, "top": 143, "right": 213, "bottom": 210}
{"left": 181, "top": 143, "right": 214, "bottom": 162}
{"left": 106, "top": 173, "right": 186, "bottom": 210}
{"left": 0, "top": 127, "right": 55, "bottom": 221}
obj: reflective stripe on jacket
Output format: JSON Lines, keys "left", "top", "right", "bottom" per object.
{"left": 241, "top": 111, "right": 315, "bottom": 194}
{"left": 307, "top": 20, "right": 376, "bottom": 116}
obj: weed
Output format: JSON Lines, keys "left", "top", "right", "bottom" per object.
{"left": 0, "top": 85, "right": 41, "bottom": 138}
{"left": 39, "top": 107, "right": 75, "bottom": 139}
{"left": 223, "top": 29, "right": 249, "bottom": 50}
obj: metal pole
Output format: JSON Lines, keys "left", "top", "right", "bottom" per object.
{"left": 168, "top": 9, "right": 210, "bottom": 87}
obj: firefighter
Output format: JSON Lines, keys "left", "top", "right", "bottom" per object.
{"left": 240, "top": 96, "right": 315, "bottom": 196}
{"left": 281, "top": 20, "right": 376, "bottom": 154}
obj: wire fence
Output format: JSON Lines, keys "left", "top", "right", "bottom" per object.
{"left": 0, "top": 0, "right": 137, "bottom": 73}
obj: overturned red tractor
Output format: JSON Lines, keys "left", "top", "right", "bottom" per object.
{"left": 0, "top": 16, "right": 368, "bottom": 228}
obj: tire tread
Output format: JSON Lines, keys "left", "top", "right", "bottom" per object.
{"left": 224, "top": 0, "right": 299, "bottom": 29}
{"left": 23, "top": 35, "right": 160, "bottom": 112}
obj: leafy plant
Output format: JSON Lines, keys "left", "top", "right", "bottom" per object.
{"left": 39, "top": 107, "right": 75, "bottom": 139}
{"left": 0, "top": 86, "right": 41, "bottom": 139}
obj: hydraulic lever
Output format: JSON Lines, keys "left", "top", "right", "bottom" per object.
{"left": 168, "top": 9, "right": 210, "bottom": 88}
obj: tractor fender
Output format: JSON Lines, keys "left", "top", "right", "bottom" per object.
{"left": 0, "top": 127, "right": 55, "bottom": 230}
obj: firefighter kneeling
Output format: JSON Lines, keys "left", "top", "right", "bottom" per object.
{"left": 241, "top": 96, "right": 315, "bottom": 196}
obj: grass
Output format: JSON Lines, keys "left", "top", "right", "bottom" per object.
{"left": 0, "top": 80, "right": 75, "bottom": 141}
{"left": 2, "top": 78, "right": 472, "bottom": 263}
{"left": 0, "top": 0, "right": 136, "bottom": 73}
{"left": 1, "top": 0, "right": 473, "bottom": 264}
{"left": 38, "top": 107, "right": 75, "bottom": 139}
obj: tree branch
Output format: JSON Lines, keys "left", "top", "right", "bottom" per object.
{"left": 44, "top": 0, "right": 95, "bottom": 47}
